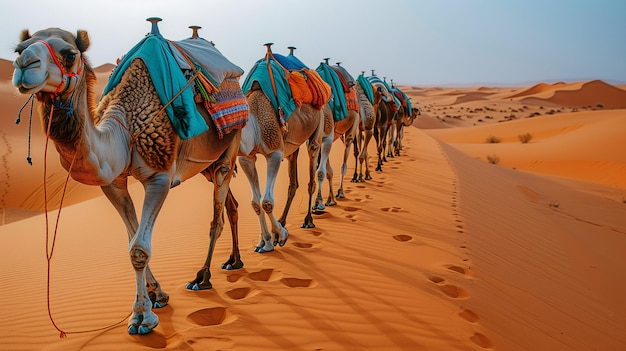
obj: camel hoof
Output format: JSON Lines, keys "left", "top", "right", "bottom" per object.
{"left": 312, "top": 204, "right": 325, "bottom": 211}
{"left": 186, "top": 282, "right": 212, "bottom": 290}
{"left": 138, "top": 325, "right": 153, "bottom": 335}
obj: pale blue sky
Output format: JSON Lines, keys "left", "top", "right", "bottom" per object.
{"left": 2, "top": 0, "right": 624, "bottom": 85}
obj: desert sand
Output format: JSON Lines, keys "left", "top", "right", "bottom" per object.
{"left": 1, "top": 57, "right": 625, "bottom": 351}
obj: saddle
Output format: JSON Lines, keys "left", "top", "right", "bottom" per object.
{"left": 316, "top": 61, "right": 348, "bottom": 122}
{"left": 242, "top": 50, "right": 331, "bottom": 123}
{"left": 391, "top": 87, "right": 413, "bottom": 116}
{"left": 104, "top": 32, "right": 248, "bottom": 139}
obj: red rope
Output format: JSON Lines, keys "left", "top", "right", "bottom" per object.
{"left": 43, "top": 103, "right": 130, "bottom": 339}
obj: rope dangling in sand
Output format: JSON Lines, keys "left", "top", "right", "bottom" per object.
{"left": 42, "top": 104, "right": 130, "bottom": 338}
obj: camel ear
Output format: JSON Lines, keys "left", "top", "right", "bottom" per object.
{"left": 75, "top": 30, "right": 90, "bottom": 52}
{"left": 20, "top": 29, "right": 31, "bottom": 42}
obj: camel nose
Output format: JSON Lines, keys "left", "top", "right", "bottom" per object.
{"left": 14, "top": 48, "right": 43, "bottom": 71}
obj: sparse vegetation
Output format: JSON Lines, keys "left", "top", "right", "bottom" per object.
{"left": 485, "top": 135, "right": 502, "bottom": 143}
{"left": 518, "top": 132, "right": 533, "bottom": 143}
{"left": 486, "top": 154, "right": 500, "bottom": 164}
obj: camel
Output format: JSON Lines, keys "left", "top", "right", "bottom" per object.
{"left": 313, "top": 60, "right": 360, "bottom": 208}
{"left": 351, "top": 72, "right": 377, "bottom": 182}
{"left": 388, "top": 83, "right": 419, "bottom": 156}
{"left": 11, "top": 20, "right": 246, "bottom": 335}
{"left": 239, "top": 44, "right": 330, "bottom": 253}
{"left": 367, "top": 73, "right": 398, "bottom": 172}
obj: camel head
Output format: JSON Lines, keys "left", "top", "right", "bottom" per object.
{"left": 12, "top": 28, "right": 89, "bottom": 96}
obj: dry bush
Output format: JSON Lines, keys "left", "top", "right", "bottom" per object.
{"left": 486, "top": 154, "right": 500, "bottom": 164}
{"left": 485, "top": 135, "right": 502, "bottom": 143}
{"left": 518, "top": 132, "right": 533, "bottom": 143}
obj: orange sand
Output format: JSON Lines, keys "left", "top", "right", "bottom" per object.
{"left": 1, "top": 58, "right": 625, "bottom": 350}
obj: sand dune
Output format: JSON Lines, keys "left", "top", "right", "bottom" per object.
{"left": 1, "top": 54, "right": 626, "bottom": 350}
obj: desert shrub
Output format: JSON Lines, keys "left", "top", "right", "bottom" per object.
{"left": 486, "top": 154, "right": 500, "bottom": 164}
{"left": 518, "top": 132, "right": 533, "bottom": 143}
{"left": 485, "top": 135, "right": 502, "bottom": 143}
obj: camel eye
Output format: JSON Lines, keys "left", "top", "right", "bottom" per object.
{"left": 66, "top": 53, "right": 76, "bottom": 63}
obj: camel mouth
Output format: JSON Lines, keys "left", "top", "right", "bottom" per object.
{"left": 16, "top": 78, "right": 48, "bottom": 95}
{"left": 13, "top": 67, "right": 50, "bottom": 95}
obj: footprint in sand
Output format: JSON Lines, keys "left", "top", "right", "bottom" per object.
{"left": 446, "top": 264, "right": 472, "bottom": 276}
{"left": 292, "top": 241, "right": 314, "bottom": 249}
{"left": 187, "top": 306, "right": 235, "bottom": 326}
{"left": 224, "top": 286, "right": 259, "bottom": 300}
{"left": 393, "top": 234, "right": 413, "bottom": 242}
{"left": 458, "top": 309, "right": 480, "bottom": 323}
{"left": 280, "top": 277, "right": 316, "bottom": 288}
{"left": 380, "top": 206, "right": 408, "bottom": 213}
{"left": 470, "top": 332, "right": 494, "bottom": 350}
{"left": 343, "top": 206, "right": 361, "bottom": 212}
{"left": 247, "top": 268, "right": 276, "bottom": 282}
{"left": 427, "top": 275, "right": 470, "bottom": 299}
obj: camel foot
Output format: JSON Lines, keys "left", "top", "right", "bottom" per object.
{"left": 312, "top": 202, "right": 325, "bottom": 211}
{"left": 186, "top": 268, "right": 213, "bottom": 290}
{"left": 301, "top": 215, "right": 315, "bottom": 229}
{"left": 272, "top": 227, "right": 289, "bottom": 247}
{"left": 128, "top": 311, "right": 158, "bottom": 335}
{"left": 335, "top": 189, "right": 345, "bottom": 199}
{"left": 326, "top": 198, "right": 338, "bottom": 206}
{"left": 148, "top": 291, "right": 169, "bottom": 309}
{"left": 221, "top": 255, "right": 244, "bottom": 270}
{"left": 255, "top": 240, "right": 275, "bottom": 253}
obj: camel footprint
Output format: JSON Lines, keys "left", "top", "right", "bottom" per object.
{"left": 380, "top": 206, "right": 408, "bottom": 213}
{"left": 427, "top": 275, "right": 470, "bottom": 299}
{"left": 280, "top": 277, "right": 317, "bottom": 288}
{"left": 187, "top": 306, "right": 236, "bottom": 326}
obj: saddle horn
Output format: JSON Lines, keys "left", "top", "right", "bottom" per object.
{"left": 371, "top": 69, "right": 375, "bottom": 76}
{"left": 336, "top": 62, "right": 342, "bottom": 66}
{"left": 147, "top": 17, "right": 162, "bottom": 35}
{"left": 189, "top": 25, "right": 201, "bottom": 39}
{"left": 287, "top": 46, "right": 296, "bottom": 55}
{"left": 323, "top": 57, "right": 330, "bottom": 65}
{"left": 264, "top": 42, "right": 274, "bottom": 54}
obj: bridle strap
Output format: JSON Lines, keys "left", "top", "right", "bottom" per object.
{"left": 35, "top": 40, "right": 84, "bottom": 95}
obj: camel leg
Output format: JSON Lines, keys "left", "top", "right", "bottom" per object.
{"left": 351, "top": 133, "right": 361, "bottom": 183}
{"left": 221, "top": 189, "right": 243, "bottom": 270}
{"left": 302, "top": 135, "right": 321, "bottom": 228}
{"left": 127, "top": 173, "right": 171, "bottom": 335}
{"left": 360, "top": 129, "right": 374, "bottom": 181}
{"left": 336, "top": 134, "right": 355, "bottom": 199}
{"left": 325, "top": 157, "right": 337, "bottom": 205}
{"left": 387, "top": 123, "right": 396, "bottom": 159}
{"left": 374, "top": 125, "right": 384, "bottom": 172}
{"left": 187, "top": 160, "right": 236, "bottom": 290}
{"left": 239, "top": 154, "right": 277, "bottom": 253}
{"left": 278, "top": 149, "right": 299, "bottom": 228}
{"left": 313, "top": 131, "right": 332, "bottom": 211}
{"left": 101, "top": 177, "right": 169, "bottom": 309}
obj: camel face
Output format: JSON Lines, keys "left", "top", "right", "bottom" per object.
{"left": 13, "top": 28, "right": 86, "bottom": 95}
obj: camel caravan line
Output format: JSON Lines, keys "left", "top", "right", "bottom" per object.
{"left": 10, "top": 17, "right": 417, "bottom": 336}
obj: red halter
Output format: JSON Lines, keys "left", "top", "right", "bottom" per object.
{"left": 36, "top": 39, "right": 84, "bottom": 95}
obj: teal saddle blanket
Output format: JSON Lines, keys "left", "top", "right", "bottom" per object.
{"left": 102, "top": 33, "right": 245, "bottom": 139}
{"left": 316, "top": 62, "right": 347, "bottom": 122}
{"left": 242, "top": 57, "right": 297, "bottom": 122}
